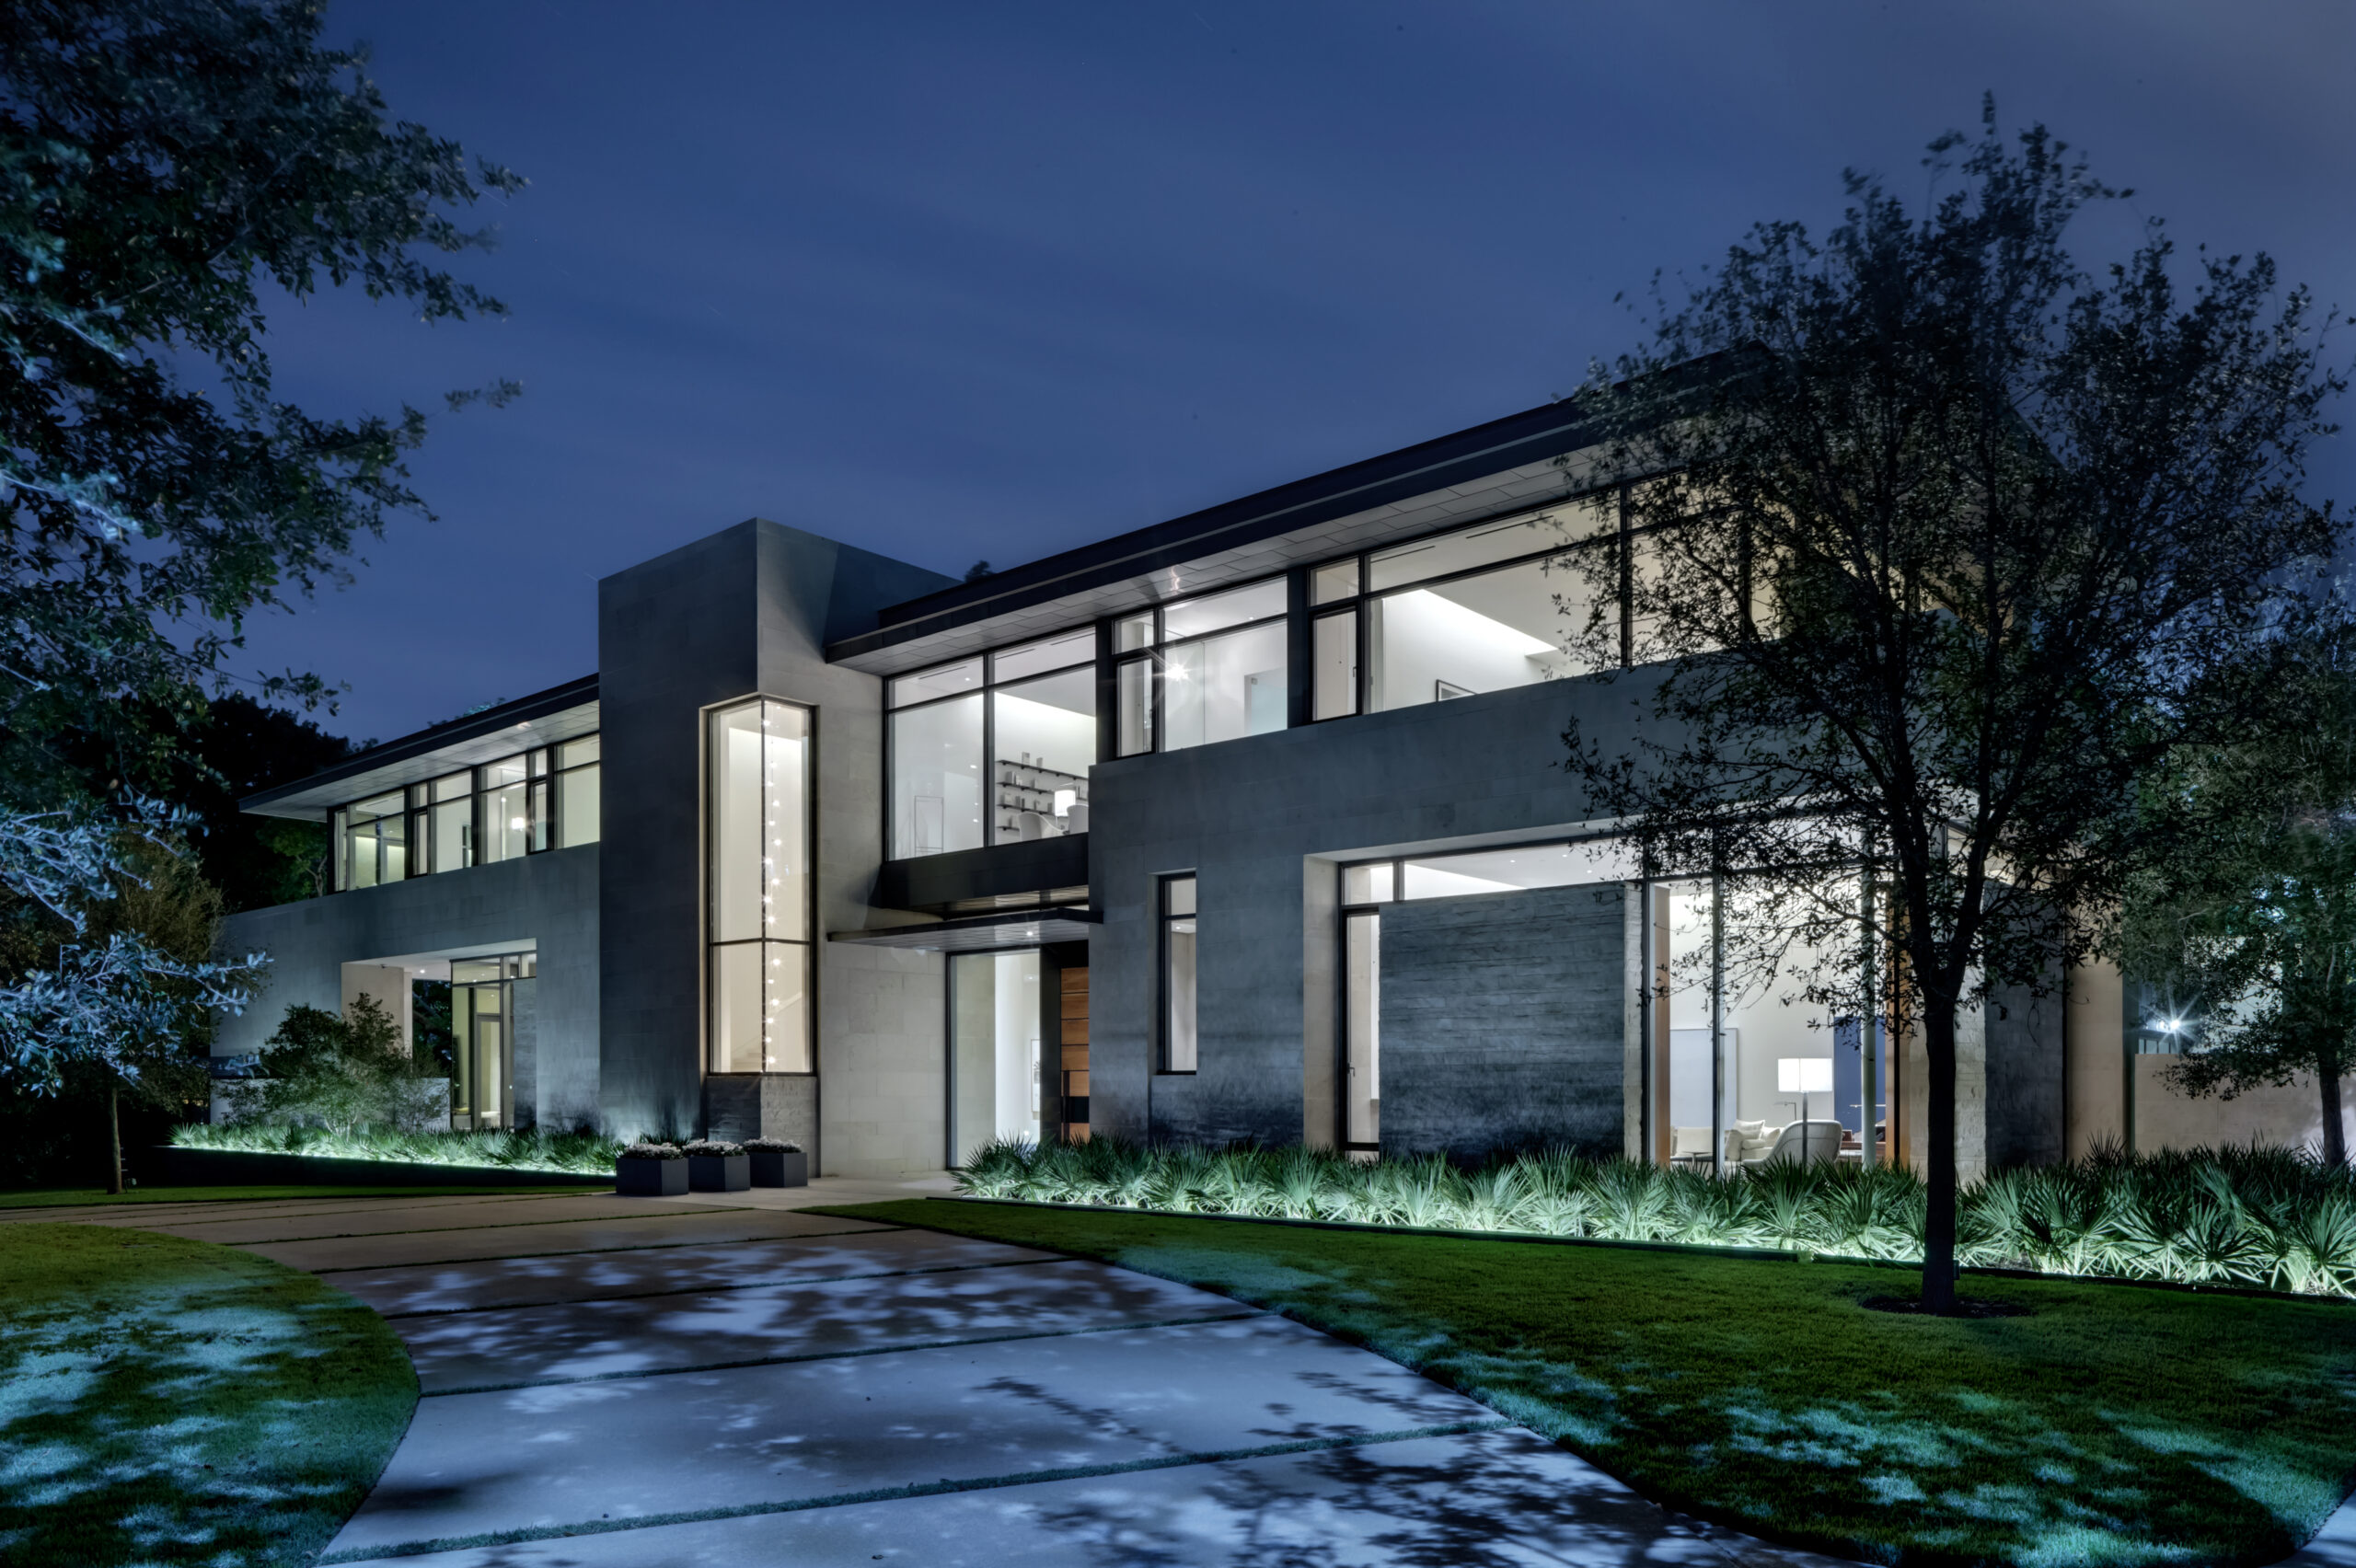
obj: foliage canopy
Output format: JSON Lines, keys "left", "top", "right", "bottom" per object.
{"left": 1559, "top": 104, "right": 2344, "bottom": 1307}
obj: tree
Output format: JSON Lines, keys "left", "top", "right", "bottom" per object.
{"left": 0, "top": 0, "right": 518, "bottom": 805}
{"left": 0, "top": 801, "right": 266, "bottom": 1187}
{"left": 2119, "top": 617, "right": 2356, "bottom": 1166}
{"left": 223, "top": 995, "right": 444, "bottom": 1135}
{"left": 1558, "top": 105, "right": 2344, "bottom": 1311}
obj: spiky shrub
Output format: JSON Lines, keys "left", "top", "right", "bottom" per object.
{"left": 173, "top": 1122, "right": 626, "bottom": 1174}
{"left": 952, "top": 1136, "right": 2356, "bottom": 1297}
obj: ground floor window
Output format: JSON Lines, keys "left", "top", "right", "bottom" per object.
{"left": 1161, "top": 875, "right": 1197, "bottom": 1072}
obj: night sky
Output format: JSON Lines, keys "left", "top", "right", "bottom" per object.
{"left": 246, "top": 1, "right": 2355, "bottom": 744}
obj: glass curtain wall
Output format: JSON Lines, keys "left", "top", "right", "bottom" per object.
{"left": 707, "top": 698, "right": 813, "bottom": 1074}
{"left": 888, "top": 633, "right": 1097, "bottom": 859}
{"left": 1657, "top": 872, "right": 1880, "bottom": 1170}
{"left": 331, "top": 737, "right": 601, "bottom": 893}
{"left": 948, "top": 950, "right": 1041, "bottom": 1163}
{"left": 1161, "top": 874, "right": 1197, "bottom": 1072}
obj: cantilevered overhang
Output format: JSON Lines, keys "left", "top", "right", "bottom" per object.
{"left": 825, "top": 398, "right": 1603, "bottom": 674}
{"left": 240, "top": 675, "right": 600, "bottom": 822}
{"left": 828, "top": 906, "right": 1098, "bottom": 953}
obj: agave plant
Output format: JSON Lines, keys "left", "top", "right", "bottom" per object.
{"left": 1590, "top": 1160, "right": 1671, "bottom": 1242}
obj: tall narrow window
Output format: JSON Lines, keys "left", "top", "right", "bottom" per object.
{"left": 707, "top": 698, "right": 813, "bottom": 1074}
{"left": 1161, "top": 874, "right": 1197, "bottom": 1073}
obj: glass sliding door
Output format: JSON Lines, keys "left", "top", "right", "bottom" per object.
{"left": 948, "top": 950, "right": 1041, "bottom": 1165}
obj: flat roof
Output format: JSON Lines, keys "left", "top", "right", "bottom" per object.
{"left": 825, "top": 398, "right": 1600, "bottom": 673}
{"left": 240, "top": 675, "right": 600, "bottom": 821}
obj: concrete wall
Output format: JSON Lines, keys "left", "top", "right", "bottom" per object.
{"left": 597, "top": 518, "right": 953, "bottom": 1169}
{"left": 217, "top": 845, "right": 601, "bottom": 1129}
{"left": 1377, "top": 883, "right": 1630, "bottom": 1160}
{"left": 2133, "top": 1059, "right": 2356, "bottom": 1158}
{"left": 1086, "top": 665, "right": 1666, "bottom": 1149}
{"left": 2064, "top": 960, "right": 2126, "bottom": 1158}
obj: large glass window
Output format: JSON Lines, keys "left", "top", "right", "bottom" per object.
{"left": 1161, "top": 874, "right": 1197, "bottom": 1073}
{"left": 707, "top": 698, "right": 813, "bottom": 1074}
{"left": 948, "top": 950, "right": 1041, "bottom": 1163}
{"left": 1311, "top": 492, "right": 1623, "bottom": 717}
{"left": 1120, "top": 579, "right": 1289, "bottom": 755}
{"left": 480, "top": 755, "right": 532, "bottom": 864}
{"left": 994, "top": 667, "right": 1094, "bottom": 840}
{"left": 330, "top": 733, "right": 600, "bottom": 894}
{"left": 345, "top": 791, "right": 407, "bottom": 889}
{"left": 556, "top": 736, "right": 601, "bottom": 848}
{"left": 890, "top": 693, "right": 983, "bottom": 859}
{"left": 890, "top": 633, "right": 1097, "bottom": 859}
{"left": 1163, "top": 620, "right": 1286, "bottom": 749}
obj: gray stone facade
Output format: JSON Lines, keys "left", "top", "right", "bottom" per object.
{"left": 1379, "top": 884, "right": 1630, "bottom": 1161}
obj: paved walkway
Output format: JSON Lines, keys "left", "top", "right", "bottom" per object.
{"left": 21, "top": 1181, "right": 2348, "bottom": 1566}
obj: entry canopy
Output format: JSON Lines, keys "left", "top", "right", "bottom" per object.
{"left": 828, "top": 905, "right": 1097, "bottom": 953}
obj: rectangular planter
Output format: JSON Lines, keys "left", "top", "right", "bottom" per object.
{"left": 749, "top": 1149, "right": 807, "bottom": 1188}
{"left": 616, "top": 1157, "right": 688, "bottom": 1197}
{"left": 688, "top": 1152, "right": 751, "bottom": 1193}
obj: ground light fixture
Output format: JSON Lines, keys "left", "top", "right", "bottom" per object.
{"left": 1778, "top": 1056, "right": 1832, "bottom": 1126}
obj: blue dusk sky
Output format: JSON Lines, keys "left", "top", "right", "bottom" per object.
{"left": 246, "top": 1, "right": 2355, "bottom": 743}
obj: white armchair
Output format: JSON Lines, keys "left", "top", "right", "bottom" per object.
{"left": 1756, "top": 1120, "right": 1844, "bottom": 1166}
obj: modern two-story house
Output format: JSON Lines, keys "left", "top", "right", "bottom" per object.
{"left": 216, "top": 399, "right": 2350, "bottom": 1177}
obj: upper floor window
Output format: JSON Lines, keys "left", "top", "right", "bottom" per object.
{"left": 1307, "top": 492, "right": 1623, "bottom": 718}
{"left": 330, "top": 735, "right": 600, "bottom": 892}
{"left": 1114, "top": 579, "right": 1288, "bottom": 758}
{"left": 889, "top": 629, "right": 1095, "bottom": 859}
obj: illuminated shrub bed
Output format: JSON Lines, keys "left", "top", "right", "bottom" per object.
{"left": 957, "top": 1138, "right": 2356, "bottom": 1297}
{"left": 172, "top": 1122, "right": 626, "bottom": 1175}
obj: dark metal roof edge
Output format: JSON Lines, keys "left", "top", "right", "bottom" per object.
{"left": 827, "top": 905, "right": 1100, "bottom": 943}
{"left": 824, "top": 399, "right": 1595, "bottom": 663}
{"left": 239, "top": 674, "right": 601, "bottom": 813}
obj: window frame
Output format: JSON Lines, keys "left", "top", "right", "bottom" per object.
{"left": 702, "top": 695, "right": 818, "bottom": 1078}
{"left": 1299, "top": 483, "right": 1634, "bottom": 719}
{"left": 1159, "top": 872, "right": 1198, "bottom": 1075}
{"left": 884, "top": 631, "right": 1100, "bottom": 861}
{"left": 1115, "top": 574, "right": 1293, "bottom": 757}
{"left": 328, "top": 732, "right": 601, "bottom": 893}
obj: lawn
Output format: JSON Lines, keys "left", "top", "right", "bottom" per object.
{"left": 0, "top": 1224, "right": 417, "bottom": 1567}
{"left": 827, "top": 1198, "right": 2356, "bottom": 1568}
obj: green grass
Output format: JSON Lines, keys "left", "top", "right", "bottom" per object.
{"left": 826, "top": 1197, "right": 2356, "bottom": 1567}
{"left": 0, "top": 1224, "right": 418, "bottom": 1567}
{"left": 0, "top": 1182, "right": 598, "bottom": 1209}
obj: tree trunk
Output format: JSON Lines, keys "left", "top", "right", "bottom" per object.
{"left": 106, "top": 1078, "right": 124, "bottom": 1195}
{"left": 2321, "top": 1050, "right": 2348, "bottom": 1170}
{"left": 1921, "top": 1006, "right": 1959, "bottom": 1313}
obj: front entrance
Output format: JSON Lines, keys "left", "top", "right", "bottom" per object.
{"left": 449, "top": 951, "right": 536, "bottom": 1130}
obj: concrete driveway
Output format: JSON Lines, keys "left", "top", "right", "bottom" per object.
{"left": 24, "top": 1182, "right": 1883, "bottom": 1565}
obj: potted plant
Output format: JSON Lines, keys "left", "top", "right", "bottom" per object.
{"left": 745, "top": 1136, "right": 807, "bottom": 1188}
{"left": 615, "top": 1140, "right": 687, "bottom": 1196}
{"left": 683, "top": 1137, "right": 750, "bottom": 1192}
